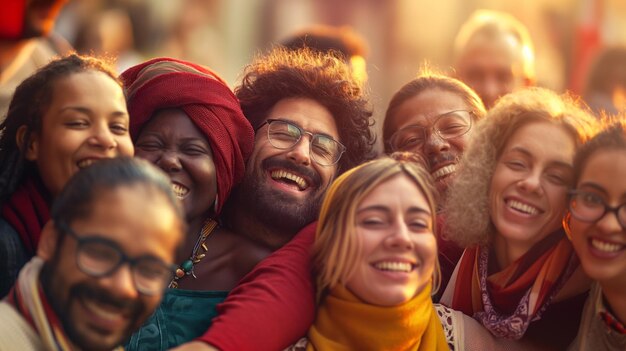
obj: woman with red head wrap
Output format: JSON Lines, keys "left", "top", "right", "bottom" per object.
{"left": 121, "top": 58, "right": 270, "bottom": 350}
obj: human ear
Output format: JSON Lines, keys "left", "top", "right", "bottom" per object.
{"left": 38, "top": 221, "right": 59, "bottom": 261}
{"left": 16, "top": 125, "right": 39, "bottom": 161}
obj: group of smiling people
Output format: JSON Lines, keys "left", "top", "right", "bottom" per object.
{"left": 0, "top": 46, "right": 624, "bottom": 351}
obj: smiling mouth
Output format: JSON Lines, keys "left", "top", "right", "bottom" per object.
{"left": 431, "top": 164, "right": 456, "bottom": 180}
{"left": 270, "top": 170, "right": 309, "bottom": 191}
{"left": 590, "top": 238, "right": 625, "bottom": 253}
{"left": 77, "top": 159, "right": 100, "bottom": 169}
{"left": 373, "top": 261, "right": 415, "bottom": 273}
{"left": 171, "top": 183, "right": 189, "bottom": 199}
{"left": 506, "top": 199, "right": 540, "bottom": 215}
{"left": 82, "top": 298, "right": 128, "bottom": 330}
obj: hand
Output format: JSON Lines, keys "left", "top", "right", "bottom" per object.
{"left": 169, "top": 341, "right": 219, "bottom": 351}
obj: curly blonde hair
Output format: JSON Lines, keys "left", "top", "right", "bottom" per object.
{"left": 443, "top": 87, "right": 599, "bottom": 247}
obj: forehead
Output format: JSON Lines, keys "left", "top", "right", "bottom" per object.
{"left": 48, "top": 71, "right": 125, "bottom": 110}
{"left": 579, "top": 149, "right": 626, "bottom": 189}
{"left": 503, "top": 121, "right": 575, "bottom": 162}
{"left": 70, "top": 185, "right": 182, "bottom": 262}
{"left": 389, "top": 89, "right": 469, "bottom": 130}
{"left": 358, "top": 175, "right": 430, "bottom": 212}
{"left": 142, "top": 109, "right": 206, "bottom": 140}
{"left": 457, "top": 34, "right": 524, "bottom": 72}
{"left": 266, "top": 97, "right": 339, "bottom": 139}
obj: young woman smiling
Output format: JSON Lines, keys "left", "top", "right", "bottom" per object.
{"left": 440, "top": 87, "right": 599, "bottom": 349}
{"left": 0, "top": 54, "right": 134, "bottom": 298}
{"left": 566, "top": 120, "right": 626, "bottom": 350}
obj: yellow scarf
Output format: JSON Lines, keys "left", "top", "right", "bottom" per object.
{"left": 307, "top": 283, "right": 449, "bottom": 351}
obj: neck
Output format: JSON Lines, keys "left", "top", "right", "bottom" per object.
{"left": 223, "top": 196, "right": 291, "bottom": 251}
{"left": 493, "top": 234, "right": 531, "bottom": 269}
{"left": 600, "top": 281, "right": 626, "bottom": 326}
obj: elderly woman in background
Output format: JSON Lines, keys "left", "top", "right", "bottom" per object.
{"left": 440, "top": 87, "right": 599, "bottom": 349}
{"left": 121, "top": 57, "right": 269, "bottom": 350}
{"left": 566, "top": 119, "right": 626, "bottom": 350}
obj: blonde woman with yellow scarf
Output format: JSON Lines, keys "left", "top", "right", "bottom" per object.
{"left": 286, "top": 154, "right": 449, "bottom": 351}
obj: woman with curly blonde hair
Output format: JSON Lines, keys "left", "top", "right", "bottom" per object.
{"left": 440, "top": 87, "right": 599, "bottom": 349}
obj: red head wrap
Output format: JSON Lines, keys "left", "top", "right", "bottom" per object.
{"left": 121, "top": 57, "right": 253, "bottom": 214}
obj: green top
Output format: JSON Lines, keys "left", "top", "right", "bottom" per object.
{"left": 125, "top": 288, "right": 228, "bottom": 351}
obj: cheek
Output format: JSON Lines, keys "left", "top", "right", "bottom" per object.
{"left": 546, "top": 186, "right": 569, "bottom": 214}
{"left": 117, "top": 137, "right": 134, "bottom": 156}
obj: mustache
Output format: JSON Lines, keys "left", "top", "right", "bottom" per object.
{"left": 428, "top": 153, "right": 460, "bottom": 170}
{"left": 70, "top": 282, "right": 142, "bottom": 313}
{"left": 262, "top": 157, "right": 322, "bottom": 188}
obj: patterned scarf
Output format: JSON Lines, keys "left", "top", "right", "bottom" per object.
{"left": 6, "top": 257, "right": 124, "bottom": 351}
{"left": 444, "top": 229, "right": 580, "bottom": 339}
{"left": 1, "top": 176, "right": 51, "bottom": 256}
{"left": 307, "top": 283, "right": 449, "bottom": 351}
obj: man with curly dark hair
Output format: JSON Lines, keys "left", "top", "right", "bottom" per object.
{"left": 225, "top": 47, "right": 375, "bottom": 250}
{"left": 173, "top": 47, "right": 375, "bottom": 351}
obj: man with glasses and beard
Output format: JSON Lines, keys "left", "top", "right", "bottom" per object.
{"left": 172, "top": 47, "right": 375, "bottom": 351}
{"left": 0, "top": 158, "right": 185, "bottom": 351}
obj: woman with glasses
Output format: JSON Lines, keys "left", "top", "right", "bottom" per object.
{"left": 382, "top": 71, "right": 487, "bottom": 300}
{"left": 566, "top": 120, "right": 626, "bottom": 350}
{"left": 0, "top": 54, "right": 134, "bottom": 298}
{"left": 120, "top": 57, "right": 270, "bottom": 350}
{"left": 440, "top": 88, "right": 599, "bottom": 349}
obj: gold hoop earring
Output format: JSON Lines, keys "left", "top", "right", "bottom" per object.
{"left": 562, "top": 211, "right": 573, "bottom": 241}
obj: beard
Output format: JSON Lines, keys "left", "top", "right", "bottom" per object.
{"left": 40, "top": 251, "right": 147, "bottom": 351}
{"left": 236, "top": 157, "right": 326, "bottom": 243}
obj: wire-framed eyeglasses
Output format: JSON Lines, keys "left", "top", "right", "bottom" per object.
{"left": 388, "top": 110, "right": 474, "bottom": 152}
{"left": 257, "top": 118, "right": 346, "bottom": 166}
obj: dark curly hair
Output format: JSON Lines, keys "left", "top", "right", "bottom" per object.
{"left": 0, "top": 53, "right": 120, "bottom": 204}
{"left": 235, "top": 47, "right": 376, "bottom": 174}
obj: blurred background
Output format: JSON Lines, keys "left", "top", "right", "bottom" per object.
{"left": 53, "top": 0, "right": 626, "bottom": 130}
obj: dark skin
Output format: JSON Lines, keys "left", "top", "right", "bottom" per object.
{"left": 135, "top": 108, "right": 270, "bottom": 291}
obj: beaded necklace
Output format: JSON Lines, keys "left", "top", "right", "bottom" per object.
{"left": 169, "top": 219, "right": 218, "bottom": 288}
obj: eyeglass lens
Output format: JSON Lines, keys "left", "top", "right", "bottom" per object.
{"left": 267, "top": 119, "right": 343, "bottom": 165}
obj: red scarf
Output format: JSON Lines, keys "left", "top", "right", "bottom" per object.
{"left": 447, "top": 230, "right": 579, "bottom": 339}
{"left": 1, "top": 176, "right": 51, "bottom": 256}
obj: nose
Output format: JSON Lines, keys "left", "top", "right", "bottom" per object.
{"left": 481, "top": 78, "right": 501, "bottom": 109}
{"left": 286, "top": 135, "right": 312, "bottom": 166}
{"left": 100, "top": 264, "right": 139, "bottom": 300}
{"left": 88, "top": 124, "right": 117, "bottom": 150}
{"left": 596, "top": 208, "right": 624, "bottom": 235}
{"left": 516, "top": 171, "right": 543, "bottom": 195}
{"left": 385, "top": 221, "right": 414, "bottom": 250}
{"left": 423, "top": 130, "right": 450, "bottom": 157}
{"left": 157, "top": 150, "right": 182, "bottom": 173}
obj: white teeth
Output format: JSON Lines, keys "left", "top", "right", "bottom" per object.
{"left": 83, "top": 299, "right": 123, "bottom": 322}
{"left": 591, "top": 239, "right": 624, "bottom": 253}
{"left": 507, "top": 200, "right": 539, "bottom": 215}
{"left": 77, "top": 159, "right": 97, "bottom": 169}
{"left": 171, "top": 183, "right": 189, "bottom": 199}
{"left": 374, "top": 261, "right": 413, "bottom": 272}
{"left": 270, "top": 170, "right": 308, "bottom": 190}
{"left": 431, "top": 164, "right": 456, "bottom": 180}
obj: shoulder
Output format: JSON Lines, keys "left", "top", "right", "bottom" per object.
{"left": 0, "top": 218, "right": 29, "bottom": 298}
{"left": 0, "top": 302, "right": 43, "bottom": 350}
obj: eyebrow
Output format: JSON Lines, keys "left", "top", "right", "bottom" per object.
{"left": 60, "top": 106, "right": 128, "bottom": 117}
{"left": 357, "top": 205, "right": 432, "bottom": 216}
{"left": 276, "top": 117, "right": 337, "bottom": 140}
{"left": 508, "top": 146, "right": 573, "bottom": 169}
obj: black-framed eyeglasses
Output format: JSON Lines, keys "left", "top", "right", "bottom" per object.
{"left": 56, "top": 221, "right": 177, "bottom": 295}
{"left": 568, "top": 190, "right": 626, "bottom": 229}
{"left": 388, "top": 110, "right": 474, "bottom": 152}
{"left": 257, "top": 118, "right": 346, "bottom": 166}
